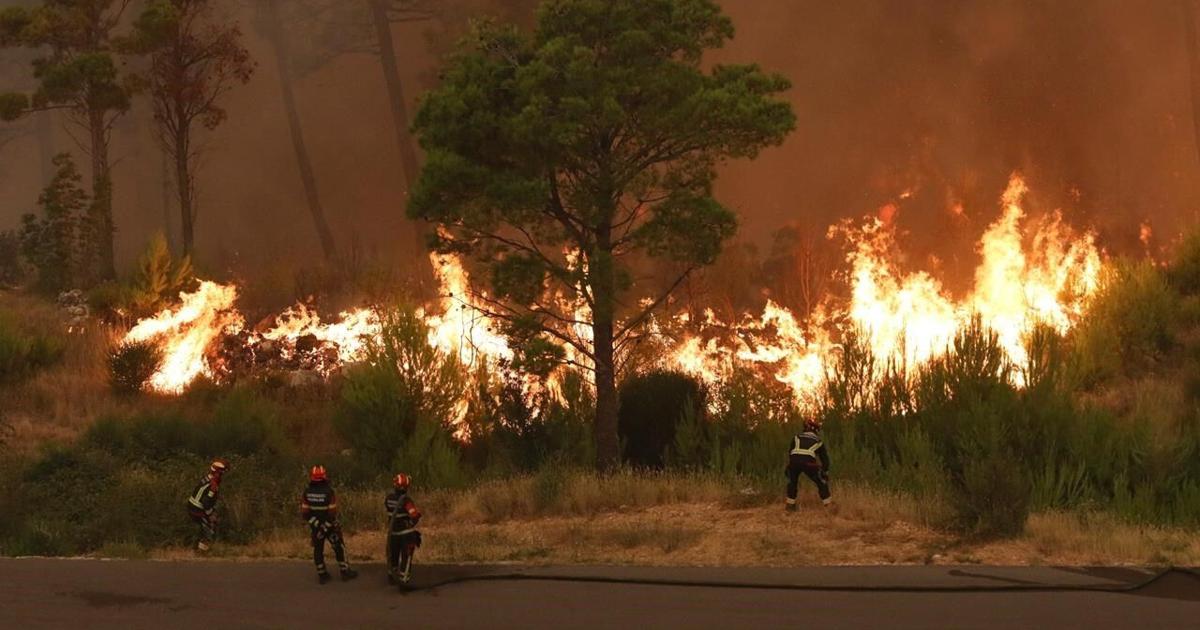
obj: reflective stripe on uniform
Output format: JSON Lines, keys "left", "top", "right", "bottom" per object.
{"left": 189, "top": 484, "right": 210, "bottom": 509}
{"left": 389, "top": 528, "right": 417, "bottom": 536}
{"left": 306, "top": 503, "right": 337, "bottom": 511}
{"left": 790, "top": 436, "right": 822, "bottom": 457}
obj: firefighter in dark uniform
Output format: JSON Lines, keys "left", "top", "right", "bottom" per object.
{"left": 785, "top": 420, "right": 832, "bottom": 511}
{"left": 300, "top": 465, "right": 358, "bottom": 584}
{"left": 187, "top": 459, "right": 227, "bottom": 552}
{"left": 384, "top": 473, "right": 423, "bottom": 585}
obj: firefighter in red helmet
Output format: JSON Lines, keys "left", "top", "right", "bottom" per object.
{"left": 385, "top": 473, "right": 423, "bottom": 585}
{"left": 186, "top": 459, "right": 228, "bottom": 552}
{"left": 785, "top": 419, "right": 832, "bottom": 511}
{"left": 300, "top": 465, "right": 357, "bottom": 584}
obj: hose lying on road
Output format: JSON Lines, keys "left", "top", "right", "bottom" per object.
{"left": 414, "top": 566, "right": 1200, "bottom": 594}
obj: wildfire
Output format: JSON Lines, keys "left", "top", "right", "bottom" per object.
{"left": 666, "top": 174, "right": 1103, "bottom": 402}
{"left": 123, "top": 281, "right": 243, "bottom": 393}
{"left": 123, "top": 174, "right": 1106, "bottom": 414}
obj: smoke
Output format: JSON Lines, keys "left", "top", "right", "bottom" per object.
{"left": 714, "top": 0, "right": 1200, "bottom": 279}
{"left": 0, "top": 0, "right": 1197, "bottom": 293}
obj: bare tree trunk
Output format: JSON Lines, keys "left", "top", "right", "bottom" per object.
{"left": 367, "top": 0, "right": 421, "bottom": 191}
{"left": 88, "top": 107, "right": 116, "bottom": 281}
{"left": 367, "top": 0, "right": 433, "bottom": 289}
{"left": 1184, "top": 0, "right": 1200, "bottom": 164}
{"left": 265, "top": 0, "right": 337, "bottom": 260}
{"left": 176, "top": 129, "right": 195, "bottom": 256}
{"left": 161, "top": 149, "right": 176, "bottom": 252}
{"left": 37, "top": 113, "right": 54, "bottom": 185}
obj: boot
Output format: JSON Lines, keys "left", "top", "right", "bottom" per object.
{"left": 387, "top": 570, "right": 398, "bottom": 586}
{"left": 196, "top": 541, "right": 210, "bottom": 552}
{"left": 341, "top": 568, "right": 359, "bottom": 582}
{"left": 785, "top": 502, "right": 798, "bottom": 512}
{"left": 318, "top": 572, "right": 332, "bottom": 585}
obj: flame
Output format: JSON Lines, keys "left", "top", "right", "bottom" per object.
{"left": 123, "top": 281, "right": 244, "bottom": 393}
{"left": 257, "top": 305, "right": 381, "bottom": 364}
{"left": 666, "top": 174, "right": 1103, "bottom": 403}
{"left": 123, "top": 174, "right": 1105, "bottom": 420}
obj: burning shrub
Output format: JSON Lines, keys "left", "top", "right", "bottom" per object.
{"left": 109, "top": 340, "right": 163, "bottom": 394}
{"left": 335, "top": 307, "right": 466, "bottom": 470}
{"left": 618, "top": 371, "right": 707, "bottom": 469}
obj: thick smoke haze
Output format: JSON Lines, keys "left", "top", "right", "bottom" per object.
{"left": 1, "top": 0, "right": 1198, "bottom": 291}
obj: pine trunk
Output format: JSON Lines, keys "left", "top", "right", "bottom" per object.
{"left": 176, "top": 128, "right": 195, "bottom": 256}
{"left": 1185, "top": 0, "right": 1200, "bottom": 164}
{"left": 88, "top": 107, "right": 115, "bottom": 281}
{"left": 265, "top": 0, "right": 337, "bottom": 260}
{"left": 367, "top": 0, "right": 433, "bottom": 289}
{"left": 591, "top": 226, "right": 620, "bottom": 472}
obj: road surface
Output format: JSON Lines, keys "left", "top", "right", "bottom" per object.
{"left": 3, "top": 559, "right": 1198, "bottom": 629}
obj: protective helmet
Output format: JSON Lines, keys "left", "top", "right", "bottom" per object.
{"left": 309, "top": 465, "right": 328, "bottom": 483}
{"left": 393, "top": 473, "right": 411, "bottom": 491}
{"left": 804, "top": 419, "right": 822, "bottom": 433}
{"left": 210, "top": 459, "right": 229, "bottom": 475}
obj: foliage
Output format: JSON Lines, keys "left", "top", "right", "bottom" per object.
{"left": 1167, "top": 226, "right": 1200, "bottom": 296}
{"left": 19, "top": 153, "right": 91, "bottom": 294}
{"left": 1, "top": 0, "right": 138, "bottom": 279}
{"left": 127, "top": 0, "right": 255, "bottom": 255}
{"left": 617, "top": 370, "right": 706, "bottom": 469}
{"left": 130, "top": 232, "right": 194, "bottom": 314}
{"left": 1070, "top": 260, "right": 1175, "bottom": 386}
{"left": 410, "top": 0, "right": 795, "bottom": 469}
{"left": 108, "top": 340, "right": 162, "bottom": 394}
{"left": 335, "top": 307, "right": 466, "bottom": 469}
{"left": 0, "top": 311, "right": 65, "bottom": 384}
{"left": 0, "top": 230, "right": 25, "bottom": 287}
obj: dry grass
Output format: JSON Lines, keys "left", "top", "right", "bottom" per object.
{"left": 0, "top": 291, "right": 123, "bottom": 450}
{"left": 163, "top": 474, "right": 1200, "bottom": 568}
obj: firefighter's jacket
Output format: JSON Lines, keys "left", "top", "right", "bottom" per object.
{"left": 789, "top": 431, "right": 831, "bottom": 471}
{"left": 301, "top": 481, "right": 339, "bottom": 528}
{"left": 385, "top": 490, "right": 422, "bottom": 535}
{"left": 188, "top": 476, "right": 220, "bottom": 515}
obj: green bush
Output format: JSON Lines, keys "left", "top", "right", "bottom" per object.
{"left": 1070, "top": 260, "right": 1174, "bottom": 386}
{"left": 108, "top": 340, "right": 162, "bottom": 394}
{"left": 336, "top": 307, "right": 466, "bottom": 470}
{"left": 1167, "top": 227, "right": 1200, "bottom": 296}
{"left": 130, "top": 232, "right": 194, "bottom": 315}
{"left": 618, "top": 370, "right": 706, "bottom": 469}
{"left": 0, "top": 312, "right": 65, "bottom": 383}
{"left": 83, "top": 391, "right": 286, "bottom": 461}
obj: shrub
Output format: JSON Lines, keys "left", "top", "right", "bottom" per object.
{"left": 130, "top": 232, "right": 193, "bottom": 315}
{"left": 1167, "top": 226, "right": 1200, "bottom": 295}
{"left": 945, "top": 406, "right": 1032, "bottom": 537}
{"left": 0, "top": 312, "right": 65, "bottom": 383}
{"left": 0, "top": 230, "right": 25, "bottom": 287}
{"left": 336, "top": 307, "right": 466, "bottom": 470}
{"left": 618, "top": 370, "right": 706, "bottom": 469}
{"left": 108, "top": 340, "right": 162, "bottom": 394}
{"left": 19, "top": 153, "right": 92, "bottom": 293}
{"left": 1071, "top": 260, "right": 1174, "bottom": 386}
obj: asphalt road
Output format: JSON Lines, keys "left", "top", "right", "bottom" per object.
{"left": 3, "top": 559, "right": 1199, "bottom": 629}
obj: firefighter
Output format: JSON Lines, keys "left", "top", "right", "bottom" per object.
{"left": 785, "top": 419, "right": 832, "bottom": 511}
{"left": 384, "top": 473, "right": 423, "bottom": 585}
{"left": 300, "top": 465, "right": 358, "bottom": 584}
{"left": 187, "top": 459, "right": 228, "bottom": 552}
